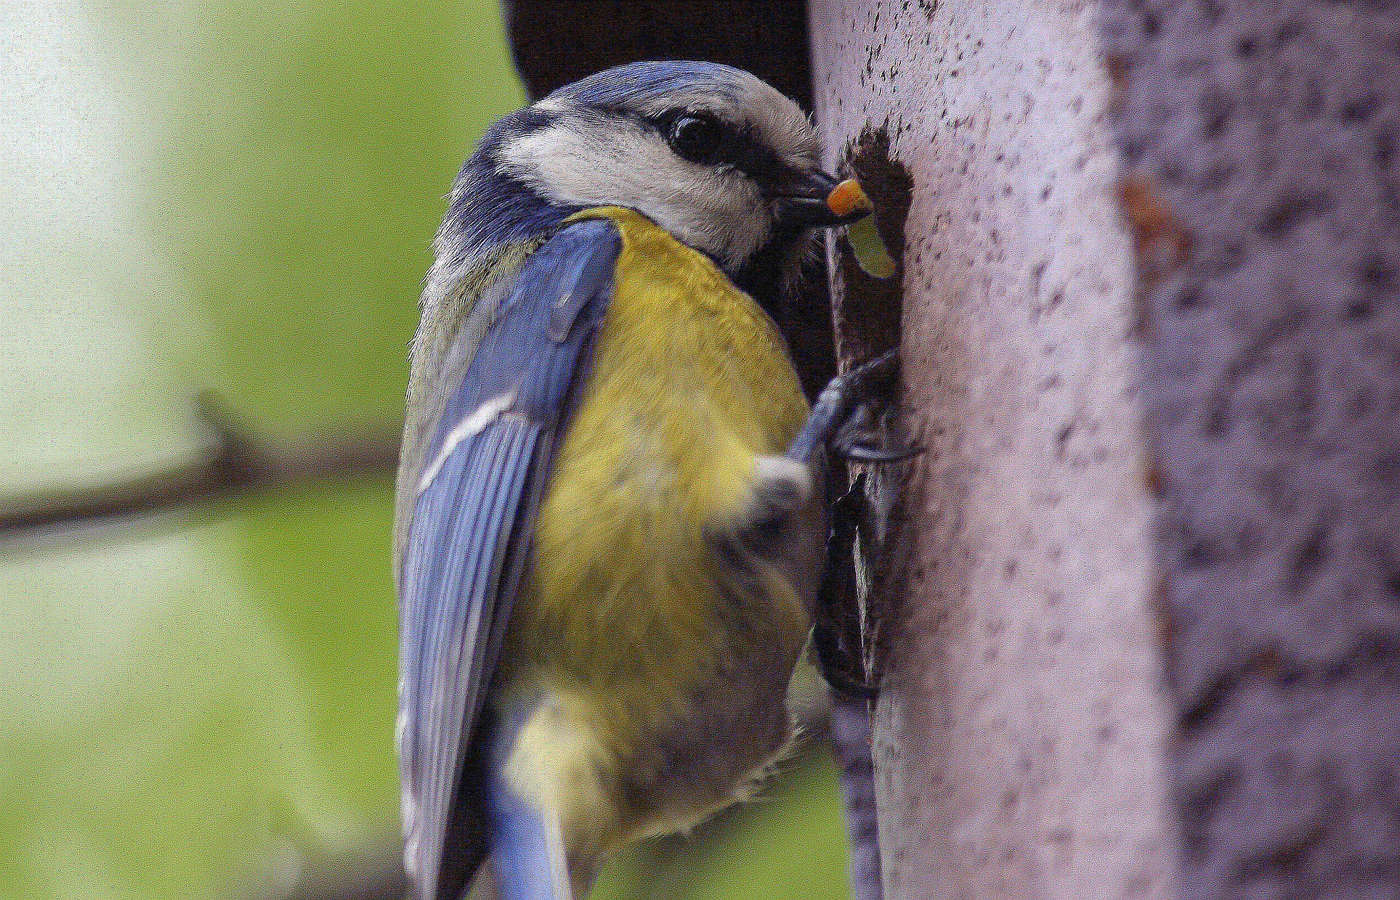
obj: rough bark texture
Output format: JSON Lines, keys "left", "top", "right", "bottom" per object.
{"left": 810, "top": 2, "right": 1176, "bottom": 897}
{"left": 1101, "top": 2, "right": 1400, "bottom": 895}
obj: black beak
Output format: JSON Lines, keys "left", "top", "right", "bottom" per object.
{"left": 771, "top": 170, "right": 873, "bottom": 230}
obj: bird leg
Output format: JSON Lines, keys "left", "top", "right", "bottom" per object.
{"left": 813, "top": 474, "right": 878, "bottom": 699}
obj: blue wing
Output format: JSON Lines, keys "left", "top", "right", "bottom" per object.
{"left": 398, "top": 218, "right": 620, "bottom": 900}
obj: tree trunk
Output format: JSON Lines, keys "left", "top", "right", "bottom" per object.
{"left": 1102, "top": 1, "right": 1400, "bottom": 895}
{"left": 810, "top": 1, "right": 1176, "bottom": 896}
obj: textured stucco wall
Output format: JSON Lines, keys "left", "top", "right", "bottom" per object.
{"left": 1102, "top": 2, "right": 1400, "bottom": 895}
{"left": 810, "top": 1, "right": 1175, "bottom": 896}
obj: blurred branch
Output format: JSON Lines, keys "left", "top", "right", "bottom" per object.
{"left": 1, "top": 393, "right": 400, "bottom": 537}
{"left": 274, "top": 846, "right": 409, "bottom": 900}
{"left": 830, "top": 695, "right": 882, "bottom": 900}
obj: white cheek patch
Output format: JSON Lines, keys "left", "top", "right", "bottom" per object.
{"left": 503, "top": 64, "right": 827, "bottom": 271}
{"left": 502, "top": 120, "right": 773, "bottom": 270}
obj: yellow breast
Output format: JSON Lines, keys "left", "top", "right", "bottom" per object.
{"left": 494, "top": 208, "right": 813, "bottom": 853}
{"left": 504, "top": 205, "right": 809, "bottom": 698}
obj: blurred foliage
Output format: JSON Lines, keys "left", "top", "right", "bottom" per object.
{"left": 0, "top": 1, "right": 850, "bottom": 898}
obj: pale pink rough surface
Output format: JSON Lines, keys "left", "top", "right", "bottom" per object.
{"left": 810, "top": 1, "right": 1175, "bottom": 897}
{"left": 1102, "top": 1, "right": 1400, "bottom": 895}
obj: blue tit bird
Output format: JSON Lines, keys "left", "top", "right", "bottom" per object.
{"left": 395, "top": 60, "right": 891, "bottom": 900}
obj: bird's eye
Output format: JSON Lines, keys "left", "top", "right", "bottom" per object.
{"left": 667, "top": 114, "right": 724, "bottom": 164}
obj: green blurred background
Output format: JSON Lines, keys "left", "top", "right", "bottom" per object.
{"left": 0, "top": 1, "right": 849, "bottom": 897}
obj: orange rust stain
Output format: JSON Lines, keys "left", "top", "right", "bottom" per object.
{"left": 1104, "top": 53, "right": 1130, "bottom": 113}
{"left": 1252, "top": 646, "right": 1282, "bottom": 680}
{"left": 1142, "top": 456, "right": 1164, "bottom": 497}
{"left": 1118, "top": 173, "right": 1192, "bottom": 279}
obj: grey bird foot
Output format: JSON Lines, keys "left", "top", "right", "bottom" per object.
{"left": 830, "top": 401, "right": 923, "bottom": 464}
{"left": 792, "top": 351, "right": 917, "bottom": 698}
{"left": 786, "top": 350, "right": 918, "bottom": 465}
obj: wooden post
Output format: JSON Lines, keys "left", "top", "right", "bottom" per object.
{"left": 1103, "top": 1, "right": 1400, "bottom": 894}
{"left": 810, "top": 2, "right": 1176, "bottom": 895}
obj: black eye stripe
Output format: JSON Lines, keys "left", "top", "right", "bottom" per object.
{"left": 626, "top": 107, "right": 787, "bottom": 176}
{"left": 729, "top": 131, "right": 792, "bottom": 183}
{"left": 583, "top": 104, "right": 799, "bottom": 186}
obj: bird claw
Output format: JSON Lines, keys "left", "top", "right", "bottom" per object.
{"left": 786, "top": 349, "right": 908, "bottom": 465}
{"left": 830, "top": 400, "right": 923, "bottom": 464}
{"left": 816, "top": 649, "right": 880, "bottom": 699}
{"left": 836, "top": 440, "right": 924, "bottom": 463}
{"left": 834, "top": 349, "right": 900, "bottom": 398}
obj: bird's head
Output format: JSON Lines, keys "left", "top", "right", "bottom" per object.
{"left": 433, "top": 61, "right": 868, "bottom": 297}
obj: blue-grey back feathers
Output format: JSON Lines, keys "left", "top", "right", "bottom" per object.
{"left": 400, "top": 219, "right": 620, "bottom": 900}
{"left": 437, "top": 109, "right": 577, "bottom": 272}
